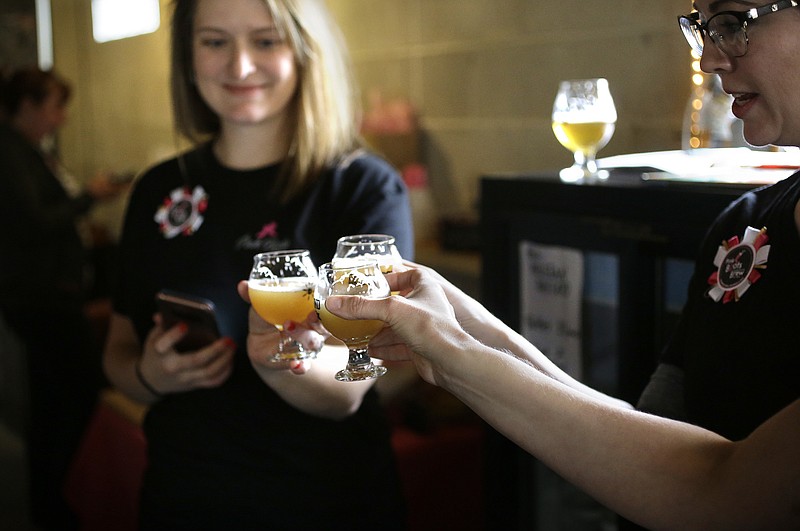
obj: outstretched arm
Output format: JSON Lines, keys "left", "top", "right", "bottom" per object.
{"left": 325, "top": 268, "right": 800, "bottom": 529}
{"left": 441, "top": 344, "right": 800, "bottom": 530}
{"left": 403, "top": 261, "right": 632, "bottom": 408}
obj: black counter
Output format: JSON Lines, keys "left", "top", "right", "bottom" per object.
{"left": 480, "top": 169, "right": 757, "bottom": 401}
{"left": 478, "top": 169, "right": 761, "bottom": 530}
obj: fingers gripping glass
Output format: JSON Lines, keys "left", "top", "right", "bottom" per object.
{"left": 678, "top": 0, "right": 798, "bottom": 58}
{"left": 314, "top": 260, "right": 390, "bottom": 382}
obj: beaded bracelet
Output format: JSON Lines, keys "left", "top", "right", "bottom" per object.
{"left": 135, "top": 357, "right": 163, "bottom": 398}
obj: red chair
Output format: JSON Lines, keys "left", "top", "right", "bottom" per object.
{"left": 64, "top": 389, "right": 147, "bottom": 531}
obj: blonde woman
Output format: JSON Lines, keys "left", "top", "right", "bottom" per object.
{"left": 103, "top": 0, "right": 412, "bottom": 528}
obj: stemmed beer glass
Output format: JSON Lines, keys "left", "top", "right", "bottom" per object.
{"left": 314, "top": 259, "right": 390, "bottom": 381}
{"left": 551, "top": 78, "right": 617, "bottom": 183}
{"left": 333, "top": 234, "right": 402, "bottom": 273}
{"left": 248, "top": 250, "right": 318, "bottom": 362}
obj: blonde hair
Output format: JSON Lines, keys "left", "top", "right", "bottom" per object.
{"left": 170, "top": 0, "right": 362, "bottom": 202}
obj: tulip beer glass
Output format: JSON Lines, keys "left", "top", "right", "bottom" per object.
{"left": 314, "top": 259, "right": 390, "bottom": 381}
{"left": 552, "top": 78, "right": 617, "bottom": 183}
{"left": 248, "top": 250, "right": 318, "bottom": 361}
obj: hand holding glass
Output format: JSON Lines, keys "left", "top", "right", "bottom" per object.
{"left": 552, "top": 78, "right": 617, "bottom": 183}
{"left": 248, "top": 250, "right": 318, "bottom": 362}
{"left": 314, "top": 260, "right": 389, "bottom": 381}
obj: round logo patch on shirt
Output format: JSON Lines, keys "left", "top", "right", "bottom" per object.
{"left": 154, "top": 185, "right": 209, "bottom": 239}
{"left": 706, "top": 226, "right": 770, "bottom": 303}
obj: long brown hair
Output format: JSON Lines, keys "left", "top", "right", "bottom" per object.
{"left": 169, "top": 0, "right": 362, "bottom": 202}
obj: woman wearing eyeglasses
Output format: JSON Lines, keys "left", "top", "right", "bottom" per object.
{"left": 636, "top": 0, "right": 800, "bottom": 441}
{"left": 321, "top": 1, "right": 800, "bottom": 528}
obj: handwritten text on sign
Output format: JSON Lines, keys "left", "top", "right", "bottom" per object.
{"left": 519, "top": 242, "right": 584, "bottom": 378}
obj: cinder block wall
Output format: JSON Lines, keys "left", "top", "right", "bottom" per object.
{"left": 52, "top": 0, "right": 693, "bottom": 238}
{"left": 328, "top": 0, "right": 692, "bottom": 216}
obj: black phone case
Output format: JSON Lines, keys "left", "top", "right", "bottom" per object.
{"left": 155, "top": 290, "right": 221, "bottom": 352}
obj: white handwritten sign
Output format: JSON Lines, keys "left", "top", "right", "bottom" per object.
{"left": 519, "top": 241, "right": 584, "bottom": 378}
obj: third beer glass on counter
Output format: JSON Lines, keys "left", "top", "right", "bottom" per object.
{"left": 551, "top": 78, "right": 617, "bottom": 183}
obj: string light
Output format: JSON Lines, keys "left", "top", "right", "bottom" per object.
{"left": 687, "top": 50, "right": 705, "bottom": 149}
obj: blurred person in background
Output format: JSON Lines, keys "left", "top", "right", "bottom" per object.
{"left": 0, "top": 66, "right": 127, "bottom": 529}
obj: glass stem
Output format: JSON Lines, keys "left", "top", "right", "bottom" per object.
{"left": 347, "top": 347, "right": 374, "bottom": 371}
{"left": 573, "top": 150, "right": 598, "bottom": 174}
{"left": 277, "top": 330, "right": 292, "bottom": 352}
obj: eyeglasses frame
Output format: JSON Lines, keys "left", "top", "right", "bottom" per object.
{"left": 678, "top": 0, "right": 799, "bottom": 57}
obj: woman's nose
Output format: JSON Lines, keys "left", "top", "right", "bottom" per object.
{"left": 699, "top": 39, "right": 735, "bottom": 75}
{"left": 230, "top": 44, "right": 256, "bottom": 79}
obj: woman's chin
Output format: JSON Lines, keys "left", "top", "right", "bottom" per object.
{"left": 741, "top": 127, "right": 778, "bottom": 149}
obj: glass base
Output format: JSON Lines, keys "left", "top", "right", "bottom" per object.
{"left": 335, "top": 363, "right": 387, "bottom": 382}
{"left": 268, "top": 337, "right": 318, "bottom": 362}
{"left": 559, "top": 165, "right": 609, "bottom": 184}
{"left": 269, "top": 349, "right": 318, "bottom": 362}
{"left": 560, "top": 150, "right": 609, "bottom": 184}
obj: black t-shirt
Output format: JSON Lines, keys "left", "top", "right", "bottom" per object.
{"left": 659, "top": 171, "right": 800, "bottom": 440}
{"left": 114, "top": 144, "right": 413, "bottom": 529}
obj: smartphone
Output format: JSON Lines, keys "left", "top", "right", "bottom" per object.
{"left": 155, "top": 290, "right": 221, "bottom": 352}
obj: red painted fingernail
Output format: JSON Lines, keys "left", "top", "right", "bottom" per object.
{"left": 178, "top": 322, "right": 189, "bottom": 333}
{"left": 224, "top": 338, "right": 237, "bottom": 350}
{"left": 286, "top": 322, "right": 296, "bottom": 331}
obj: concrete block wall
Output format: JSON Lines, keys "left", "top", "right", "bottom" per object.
{"left": 48, "top": 0, "right": 694, "bottom": 239}
{"left": 328, "top": 0, "right": 693, "bottom": 216}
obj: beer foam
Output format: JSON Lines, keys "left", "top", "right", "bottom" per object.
{"left": 249, "top": 277, "right": 313, "bottom": 292}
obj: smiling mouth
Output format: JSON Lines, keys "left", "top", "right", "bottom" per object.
{"left": 224, "top": 84, "right": 263, "bottom": 93}
{"left": 731, "top": 92, "right": 756, "bottom": 106}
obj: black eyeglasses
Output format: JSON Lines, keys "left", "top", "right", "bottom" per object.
{"left": 678, "top": 0, "right": 798, "bottom": 58}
